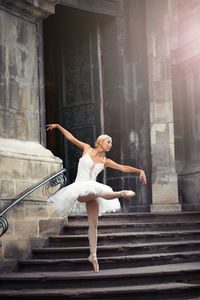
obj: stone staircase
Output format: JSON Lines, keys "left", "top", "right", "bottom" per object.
{"left": 0, "top": 212, "right": 200, "bottom": 299}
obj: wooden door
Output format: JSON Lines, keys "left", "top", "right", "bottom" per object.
{"left": 55, "top": 7, "right": 102, "bottom": 183}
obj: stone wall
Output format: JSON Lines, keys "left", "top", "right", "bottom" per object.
{"left": 0, "top": 0, "right": 62, "bottom": 199}
{"left": 0, "top": 199, "right": 65, "bottom": 272}
{"left": 0, "top": 0, "right": 63, "bottom": 272}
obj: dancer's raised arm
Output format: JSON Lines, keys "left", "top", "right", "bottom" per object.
{"left": 105, "top": 159, "right": 146, "bottom": 185}
{"left": 46, "top": 123, "right": 89, "bottom": 151}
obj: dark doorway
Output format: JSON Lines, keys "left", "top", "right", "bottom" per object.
{"left": 43, "top": 6, "right": 103, "bottom": 183}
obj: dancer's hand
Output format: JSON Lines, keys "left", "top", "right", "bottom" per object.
{"left": 140, "top": 170, "right": 147, "bottom": 185}
{"left": 46, "top": 124, "right": 58, "bottom": 131}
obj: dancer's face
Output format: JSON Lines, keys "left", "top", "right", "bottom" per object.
{"left": 102, "top": 137, "right": 112, "bottom": 152}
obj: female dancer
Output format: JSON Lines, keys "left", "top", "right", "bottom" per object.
{"left": 46, "top": 124, "right": 146, "bottom": 272}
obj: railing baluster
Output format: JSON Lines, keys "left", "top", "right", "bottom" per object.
{"left": 0, "top": 168, "right": 66, "bottom": 245}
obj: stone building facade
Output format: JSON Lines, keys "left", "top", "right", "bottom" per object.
{"left": 0, "top": 0, "right": 200, "bottom": 271}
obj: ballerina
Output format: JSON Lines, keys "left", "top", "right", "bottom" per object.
{"left": 46, "top": 124, "right": 146, "bottom": 272}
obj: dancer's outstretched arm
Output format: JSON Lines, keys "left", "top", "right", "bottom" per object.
{"left": 46, "top": 123, "right": 90, "bottom": 152}
{"left": 105, "top": 159, "right": 147, "bottom": 185}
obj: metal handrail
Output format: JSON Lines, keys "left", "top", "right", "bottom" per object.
{"left": 0, "top": 168, "right": 67, "bottom": 244}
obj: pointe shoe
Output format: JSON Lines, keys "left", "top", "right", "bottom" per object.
{"left": 121, "top": 190, "right": 136, "bottom": 200}
{"left": 88, "top": 253, "right": 99, "bottom": 272}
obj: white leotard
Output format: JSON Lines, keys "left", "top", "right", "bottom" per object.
{"left": 48, "top": 149, "right": 120, "bottom": 216}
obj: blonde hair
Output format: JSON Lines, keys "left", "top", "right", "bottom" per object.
{"left": 95, "top": 134, "right": 112, "bottom": 148}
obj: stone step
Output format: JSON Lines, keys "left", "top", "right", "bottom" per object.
{"left": 32, "top": 240, "right": 200, "bottom": 259}
{"left": 63, "top": 221, "right": 200, "bottom": 235}
{"left": 47, "top": 230, "right": 200, "bottom": 247}
{"left": 19, "top": 251, "right": 200, "bottom": 272}
{"left": 0, "top": 282, "right": 199, "bottom": 299}
{"left": 68, "top": 212, "right": 200, "bottom": 225}
{"left": 0, "top": 263, "right": 199, "bottom": 290}
{"left": 2, "top": 213, "right": 200, "bottom": 300}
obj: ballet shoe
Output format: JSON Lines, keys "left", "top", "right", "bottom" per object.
{"left": 121, "top": 190, "right": 136, "bottom": 200}
{"left": 88, "top": 253, "right": 99, "bottom": 273}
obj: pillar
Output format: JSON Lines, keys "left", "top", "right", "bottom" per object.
{"left": 145, "top": 0, "right": 181, "bottom": 212}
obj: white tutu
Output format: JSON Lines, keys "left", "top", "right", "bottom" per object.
{"left": 48, "top": 180, "right": 121, "bottom": 216}
{"left": 48, "top": 150, "right": 121, "bottom": 217}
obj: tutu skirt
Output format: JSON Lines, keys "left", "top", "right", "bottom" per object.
{"left": 48, "top": 180, "right": 121, "bottom": 216}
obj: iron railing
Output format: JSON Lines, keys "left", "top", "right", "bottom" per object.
{"left": 0, "top": 168, "right": 67, "bottom": 245}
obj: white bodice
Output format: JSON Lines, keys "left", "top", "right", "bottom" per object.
{"left": 48, "top": 150, "right": 120, "bottom": 216}
{"left": 75, "top": 153, "right": 104, "bottom": 182}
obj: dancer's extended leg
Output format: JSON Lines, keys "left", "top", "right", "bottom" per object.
{"left": 97, "top": 190, "right": 122, "bottom": 199}
{"left": 97, "top": 190, "right": 135, "bottom": 199}
{"left": 78, "top": 190, "right": 135, "bottom": 203}
{"left": 86, "top": 199, "right": 99, "bottom": 272}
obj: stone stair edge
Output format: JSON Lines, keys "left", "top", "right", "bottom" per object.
{"left": 49, "top": 229, "right": 200, "bottom": 239}
{"left": 68, "top": 211, "right": 200, "bottom": 218}
{"left": 1, "top": 262, "right": 200, "bottom": 280}
{"left": 32, "top": 240, "right": 200, "bottom": 252}
{"left": 64, "top": 221, "right": 200, "bottom": 227}
{"left": 0, "top": 282, "right": 199, "bottom": 297}
{"left": 18, "top": 250, "right": 200, "bottom": 264}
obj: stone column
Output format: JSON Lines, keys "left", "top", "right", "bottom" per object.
{"left": 0, "top": 0, "right": 65, "bottom": 273}
{"left": 0, "top": 0, "right": 61, "bottom": 202}
{"left": 145, "top": 0, "right": 181, "bottom": 212}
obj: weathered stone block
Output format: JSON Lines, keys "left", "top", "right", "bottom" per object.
{"left": 14, "top": 220, "right": 38, "bottom": 238}
{"left": 14, "top": 180, "right": 37, "bottom": 199}
{"left": 151, "top": 143, "right": 170, "bottom": 169}
{"left": 151, "top": 123, "right": 168, "bottom": 145}
{"left": 150, "top": 102, "right": 173, "bottom": 123}
{"left": 4, "top": 204, "right": 25, "bottom": 220}
{"left": 49, "top": 163, "right": 63, "bottom": 174}
{"left": 16, "top": 18, "right": 28, "bottom": 45}
{"left": 0, "top": 180, "right": 16, "bottom": 198}
{"left": 39, "top": 218, "right": 63, "bottom": 237}
{"left": 0, "top": 157, "right": 20, "bottom": 180}
{"left": 27, "top": 160, "right": 49, "bottom": 180}
{"left": 152, "top": 181, "right": 179, "bottom": 204}
{"left": 48, "top": 205, "right": 63, "bottom": 218}
{"left": 3, "top": 239, "right": 27, "bottom": 259}
{"left": 15, "top": 113, "right": 28, "bottom": 140}
{"left": 25, "top": 205, "right": 48, "bottom": 218}
{"left": 151, "top": 203, "right": 181, "bottom": 213}
{"left": 21, "top": 86, "right": 29, "bottom": 111}
{"left": 9, "top": 48, "right": 18, "bottom": 79}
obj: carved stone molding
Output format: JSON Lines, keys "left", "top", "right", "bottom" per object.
{"left": 0, "top": 0, "right": 57, "bottom": 20}
{"left": 59, "top": 0, "right": 119, "bottom": 16}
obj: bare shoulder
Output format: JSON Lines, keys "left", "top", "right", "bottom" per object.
{"left": 82, "top": 144, "right": 92, "bottom": 155}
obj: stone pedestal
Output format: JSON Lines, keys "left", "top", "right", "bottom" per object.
{"left": 0, "top": 138, "right": 62, "bottom": 201}
{"left": 145, "top": 0, "right": 181, "bottom": 212}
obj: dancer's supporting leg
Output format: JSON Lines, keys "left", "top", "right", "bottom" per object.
{"left": 86, "top": 199, "right": 99, "bottom": 272}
